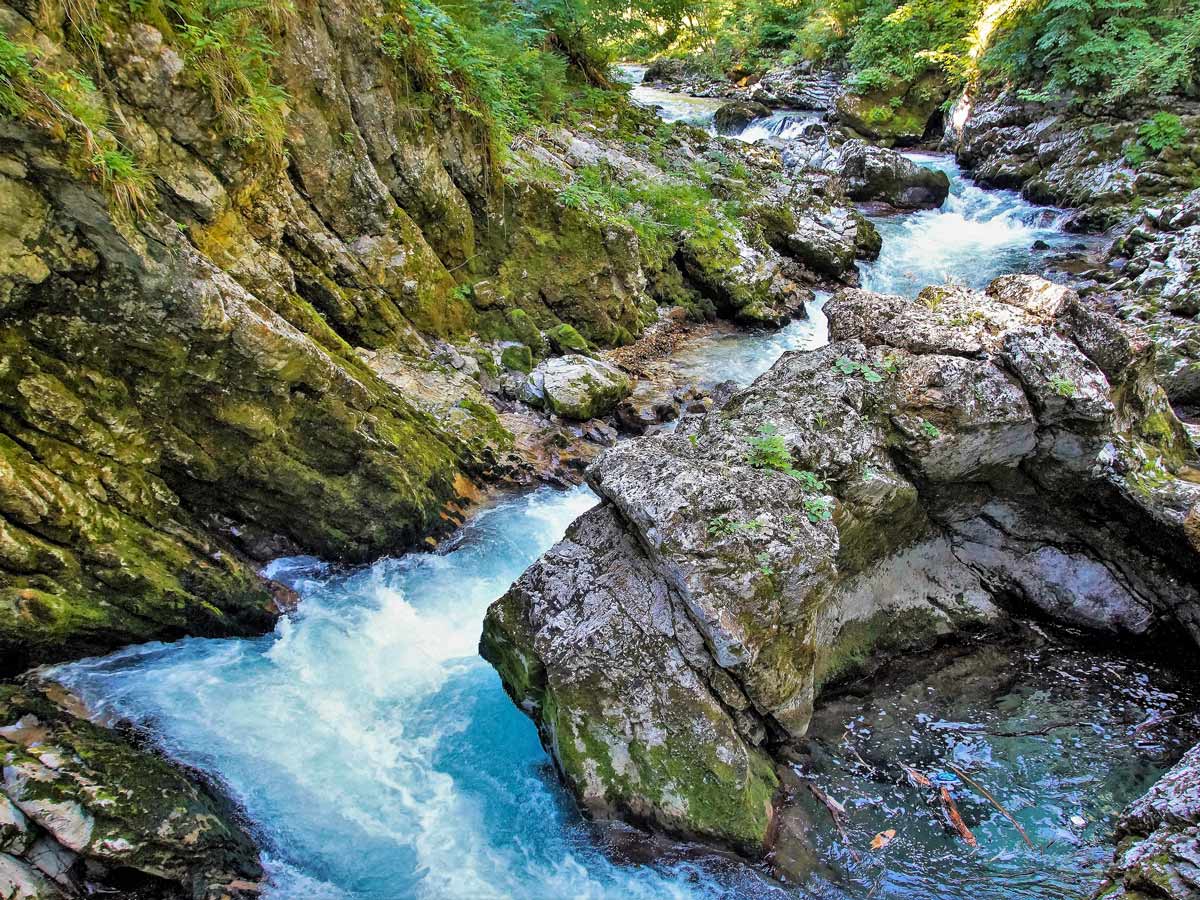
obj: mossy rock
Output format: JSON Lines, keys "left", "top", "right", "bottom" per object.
{"left": 500, "top": 344, "right": 534, "bottom": 373}
{"left": 546, "top": 323, "right": 589, "bottom": 354}
{"left": 836, "top": 73, "right": 947, "bottom": 146}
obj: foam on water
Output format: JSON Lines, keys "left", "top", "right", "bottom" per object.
{"left": 860, "top": 153, "right": 1080, "bottom": 297}
{"left": 734, "top": 112, "right": 823, "bottom": 144}
{"left": 45, "top": 92, "right": 1136, "bottom": 900}
{"left": 49, "top": 487, "right": 785, "bottom": 900}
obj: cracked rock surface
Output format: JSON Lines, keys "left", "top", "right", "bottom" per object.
{"left": 482, "top": 274, "right": 1200, "bottom": 852}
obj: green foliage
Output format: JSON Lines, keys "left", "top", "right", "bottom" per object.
{"left": 0, "top": 29, "right": 150, "bottom": 217}
{"left": 803, "top": 496, "right": 833, "bottom": 523}
{"left": 1050, "top": 375, "right": 1078, "bottom": 397}
{"left": 746, "top": 423, "right": 793, "bottom": 471}
{"left": 983, "top": 0, "right": 1200, "bottom": 103}
{"left": 706, "top": 514, "right": 765, "bottom": 536}
{"left": 377, "top": 0, "right": 570, "bottom": 148}
{"left": 833, "top": 356, "right": 883, "bottom": 382}
{"left": 918, "top": 418, "right": 940, "bottom": 439}
{"left": 846, "top": 0, "right": 983, "bottom": 91}
{"left": 1124, "top": 111, "right": 1185, "bottom": 167}
{"left": 1139, "top": 111, "right": 1184, "bottom": 151}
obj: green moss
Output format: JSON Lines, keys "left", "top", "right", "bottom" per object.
{"left": 500, "top": 344, "right": 533, "bottom": 372}
{"left": 546, "top": 323, "right": 589, "bottom": 353}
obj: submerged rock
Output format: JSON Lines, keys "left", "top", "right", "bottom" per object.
{"left": 482, "top": 275, "right": 1200, "bottom": 852}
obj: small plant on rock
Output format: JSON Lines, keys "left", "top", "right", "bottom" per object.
{"left": 1050, "top": 376, "right": 1078, "bottom": 398}
{"left": 707, "top": 515, "right": 739, "bottom": 537}
{"left": 746, "top": 424, "right": 793, "bottom": 471}
{"left": 919, "top": 419, "right": 941, "bottom": 440}
{"left": 803, "top": 497, "right": 832, "bottom": 524}
{"left": 833, "top": 356, "right": 883, "bottom": 383}
{"left": 756, "top": 552, "right": 775, "bottom": 576}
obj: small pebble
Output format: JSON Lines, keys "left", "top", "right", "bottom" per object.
{"left": 1070, "top": 815, "right": 1087, "bottom": 828}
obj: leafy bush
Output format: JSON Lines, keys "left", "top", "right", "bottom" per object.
{"left": 1139, "top": 111, "right": 1184, "bottom": 151}
{"left": 982, "top": 0, "right": 1200, "bottom": 103}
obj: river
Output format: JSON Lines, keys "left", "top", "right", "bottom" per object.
{"left": 46, "top": 75, "right": 1198, "bottom": 900}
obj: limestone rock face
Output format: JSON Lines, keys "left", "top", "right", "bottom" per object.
{"left": 1091, "top": 191, "right": 1200, "bottom": 403}
{"left": 0, "top": 683, "right": 262, "bottom": 899}
{"left": 1093, "top": 743, "right": 1200, "bottom": 900}
{"left": 482, "top": 275, "right": 1200, "bottom": 852}
{"left": 947, "top": 93, "right": 1200, "bottom": 229}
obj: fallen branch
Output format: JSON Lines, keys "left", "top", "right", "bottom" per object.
{"left": 900, "top": 764, "right": 932, "bottom": 788}
{"left": 807, "top": 782, "right": 861, "bottom": 862}
{"left": 939, "top": 787, "right": 977, "bottom": 847}
{"left": 947, "top": 763, "right": 1035, "bottom": 850}
{"left": 1133, "top": 712, "right": 1179, "bottom": 738}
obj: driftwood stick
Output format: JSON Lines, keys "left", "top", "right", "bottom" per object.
{"left": 947, "top": 763, "right": 1035, "bottom": 850}
{"left": 807, "top": 782, "right": 861, "bottom": 862}
{"left": 939, "top": 787, "right": 977, "bottom": 847}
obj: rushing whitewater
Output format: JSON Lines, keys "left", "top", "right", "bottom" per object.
{"left": 50, "top": 113, "right": 1136, "bottom": 900}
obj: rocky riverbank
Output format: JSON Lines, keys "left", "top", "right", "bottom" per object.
{"left": 481, "top": 273, "right": 1200, "bottom": 871}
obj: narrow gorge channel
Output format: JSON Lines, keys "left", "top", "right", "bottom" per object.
{"left": 42, "top": 88, "right": 1196, "bottom": 900}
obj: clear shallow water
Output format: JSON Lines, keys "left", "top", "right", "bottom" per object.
{"left": 668, "top": 293, "right": 831, "bottom": 388}
{"left": 795, "top": 638, "right": 1200, "bottom": 899}
{"left": 45, "top": 86, "right": 1185, "bottom": 900}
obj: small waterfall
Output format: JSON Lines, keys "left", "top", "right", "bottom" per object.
{"left": 735, "top": 111, "right": 823, "bottom": 144}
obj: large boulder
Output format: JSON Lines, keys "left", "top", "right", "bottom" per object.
{"left": 714, "top": 101, "right": 771, "bottom": 135}
{"left": 483, "top": 275, "right": 1200, "bottom": 853}
{"left": 832, "top": 140, "right": 950, "bottom": 209}
{"left": 835, "top": 73, "right": 946, "bottom": 146}
{"left": 522, "top": 355, "right": 632, "bottom": 421}
{"left": 0, "top": 683, "right": 262, "bottom": 899}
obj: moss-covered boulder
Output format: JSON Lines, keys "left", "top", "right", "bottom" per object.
{"left": 0, "top": 683, "right": 262, "bottom": 898}
{"left": 482, "top": 275, "right": 1200, "bottom": 854}
{"left": 481, "top": 504, "right": 780, "bottom": 851}
{"left": 521, "top": 356, "right": 631, "bottom": 420}
{"left": 835, "top": 73, "right": 946, "bottom": 146}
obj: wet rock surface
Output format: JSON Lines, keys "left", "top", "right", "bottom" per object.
{"left": 0, "top": 682, "right": 261, "bottom": 899}
{"left": 1095, "top": 743, "right": 1200, "bottom": 900}
{"left": 482, "top": 274, "right": 1200, "bottom": 853}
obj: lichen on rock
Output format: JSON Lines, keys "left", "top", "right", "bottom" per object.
{"left": 482, "top": 275, "right": 1200, "bottom": 851}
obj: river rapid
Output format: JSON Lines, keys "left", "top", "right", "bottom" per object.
{"left": 47, "top": 75, "right": 1199, "bottom": 900}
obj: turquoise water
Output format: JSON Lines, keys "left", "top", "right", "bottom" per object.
{"left": 53, "top": 487, "right": 788, "bottom": 899}
{"left": 861, "top": 153, "right": 1082, "bottom": 297}
{"left": 46, "top": 107, "right": 1183, "bottom": 900}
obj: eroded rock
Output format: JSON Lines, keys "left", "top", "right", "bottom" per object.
{"left": 0, "top": 683, "right": 261, "bottom": 899}
{"left": 482, "top": 275, "right": 1200, "bottom": 853}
